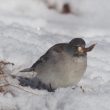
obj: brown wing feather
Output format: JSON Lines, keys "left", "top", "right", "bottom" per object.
{"left": 31, "top": 43, "right": 67, "bottom": 69}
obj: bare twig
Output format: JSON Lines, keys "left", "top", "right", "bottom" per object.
{"left": 0, "top": 60, "right": 38, "bottom": 95}
{"left": 0, "top": 80, "right": 39, "bottom": 95}
{"left": 9, "top": 84, "right": 39, "bottom": 95}
{"left": 1, "top": 75, "right": 39, "bottom": 95}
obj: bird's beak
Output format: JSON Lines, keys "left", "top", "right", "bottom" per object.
{"left": 78, "top": 43, "right": 96, "bottom": 53}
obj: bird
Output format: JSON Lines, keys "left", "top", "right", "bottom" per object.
{"left": 19, "top": 38, "right": 95, "bottom": 92}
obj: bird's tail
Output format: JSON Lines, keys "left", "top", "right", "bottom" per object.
{"left": 20, "top": 68, "right": 33, "bottom": 72}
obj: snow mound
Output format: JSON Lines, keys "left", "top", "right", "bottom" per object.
{"left": 0, "top": 0, "right": 110, "bottom": 110}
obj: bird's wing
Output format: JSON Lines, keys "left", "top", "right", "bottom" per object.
{"left": 31, "top": 43, "right": 67, "bottom": 69}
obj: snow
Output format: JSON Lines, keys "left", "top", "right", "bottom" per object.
{"left": 0, "top": 0, "right": 110, "bottom": 110}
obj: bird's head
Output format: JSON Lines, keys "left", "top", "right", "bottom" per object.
{"left": 69, "top": 38, "right": 96, "bottom": 56}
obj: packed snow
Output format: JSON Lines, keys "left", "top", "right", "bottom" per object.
{"left": 0, "top": 0, "right": 110, "bottom": 110}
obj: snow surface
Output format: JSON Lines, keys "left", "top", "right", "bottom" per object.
{"left": 0, "top": 0, "right": 110, "bottom": 110}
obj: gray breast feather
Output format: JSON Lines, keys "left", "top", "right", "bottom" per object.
{"left": 36, "top": 53, "right": 87, "bottom": 88}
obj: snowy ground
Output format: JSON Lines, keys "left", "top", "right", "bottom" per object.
{"left": 0, "top": 0, "right": 110, "bottom": 110}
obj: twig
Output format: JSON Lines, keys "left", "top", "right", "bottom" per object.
{"left": 0, "top": 60, "right": 39, "bottom": 95}
{"left": 0, "top": 61, "right": 14, "bottom": 66}
{"left": 9, "top": 83, "right": 39, "bottom": 96}
{"left": 0, "top": 83, "right": 39, "bottom": 95}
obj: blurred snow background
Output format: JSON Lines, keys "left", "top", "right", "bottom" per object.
{"left": 0, "top": 0, "right": 110, "bottom": 110}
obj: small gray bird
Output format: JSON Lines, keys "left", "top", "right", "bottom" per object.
{"left": 19, "top": 38, "right": 95, "bottom": 91}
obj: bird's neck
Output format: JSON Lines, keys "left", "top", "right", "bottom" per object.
{"left": 66, "top": 44, "right": 87, "bottom": 57}
{"left": 66, "top": 44, "right": 75, "bottom": 56}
